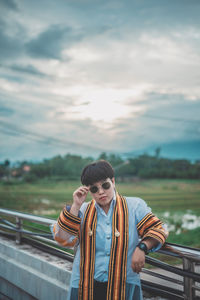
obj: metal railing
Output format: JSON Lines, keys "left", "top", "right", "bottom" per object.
{"left": 0, "top": 208, "right": 200, "bottom": 300}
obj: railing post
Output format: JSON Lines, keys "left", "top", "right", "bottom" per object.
{"left": 16, "top": 217, "right": 22, "bottom": 245}
{"left": 183, "top": 257, "right": 195, "bottom": 300}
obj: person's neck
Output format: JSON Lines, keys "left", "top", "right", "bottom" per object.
{"left": 101, "top": 201, "right": 112, "bottom": 214}
{"left": 103, "top": 206, "right": 110, "bottom": 215}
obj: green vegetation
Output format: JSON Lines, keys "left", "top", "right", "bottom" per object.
{"left": 0, "top": 179, "right": 200, "bottom": 248}
{"left": 1, "top": 151, "right": 200, "bottom": 183}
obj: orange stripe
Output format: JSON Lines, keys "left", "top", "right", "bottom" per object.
{"left": 107, "top": 204, "right": 117, "bottom": 299}
{"left": 144, "top": 229, "right": 166, "bottom": 244}
{"left": 138, "top": 217, "right": 162, "bottom": 235}
{"left": 108, "top": 193, "right": 128, "bottom": 300}
{"left": 59, "top": 213, "right": 80, "bottom": 231}
{"left": 84, "top": 205, "right": 93, "bottom": 294}
{"left": 63, "top": 208, "right": 81, "bottom": 222}
{"left": 82, "top": 200, "right": 96, "bottom": 300}
{"left": 58, "top": 218, "right": 79, "bottom": 234}
{"left": 57, "top": 219, "right": 78, "bottom": 235}
{"left": 121, "top": 196, "right": 128, "bottom": 299}
{"left": 137, "top": 213, "right": 152, "bottom": 228}
{"left": 113, "top": 196, "right": 123, "bottom": 299}
{"left": 142, "top": 219, "right": 162, "bottom": 232}
{"left": 79, "top": 194, "right": 129, "bottom": 300}
{"left": 79, "top": 202, "right": 91, "bottom": 300}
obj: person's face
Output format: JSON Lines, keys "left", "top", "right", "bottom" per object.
{"left": 89, "top": 177, "right": 115, "bottom": 208}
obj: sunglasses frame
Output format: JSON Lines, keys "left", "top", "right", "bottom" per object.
{"left": 89, "top": 181, "right": 111, "bottom": 194}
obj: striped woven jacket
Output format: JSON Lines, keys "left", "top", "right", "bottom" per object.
{"left": 53, "top": 194, "right": 168, "bottom": 300}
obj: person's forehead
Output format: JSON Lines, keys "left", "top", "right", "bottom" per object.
{"left": 90, "top": 178, "right": 110, "bottom": 186}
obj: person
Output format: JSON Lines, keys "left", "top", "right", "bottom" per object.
{"left": 52, "top": 160, "right": 168, "bottom": 300}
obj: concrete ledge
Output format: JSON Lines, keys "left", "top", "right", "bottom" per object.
{"left": 0, "top": 236, "right": 72, "bottom": 300}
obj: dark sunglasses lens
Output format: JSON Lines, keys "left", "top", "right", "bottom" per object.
{"left": 90, "top": 186, "right": 98, "bottom": 193}
{"left": 102, "top": 182, "right": 111, "bottom": 190}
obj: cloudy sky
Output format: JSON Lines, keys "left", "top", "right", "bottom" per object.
{"left": 0, "top": 0, "right": 200, "bottom": 162}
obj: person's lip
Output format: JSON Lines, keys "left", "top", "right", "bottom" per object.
{"left": 99, "top": 196, "right": 107, "bottom": 200}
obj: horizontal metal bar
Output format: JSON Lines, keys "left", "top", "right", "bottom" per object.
{"left": 160, "top": 244, "right": 200, "bottom": 262}
{"left": 192, "top": 284, "right": 200, "bottom": 291}
{"left": 142, "top": 268, "right": 183, "bottom": 285}
{"left": 0, "top": 208, "right": 55, "bottom": 225}
{"left": 142, "top": 280, "right": 184, "bottom": 300}
{"left": 0, "top": 218, "right": 16, "bottom": 228}
{"left": 0, "top": 224, "right": 52, "bottom": 237}
{"left": 1, "top": 208, "right": 199, "bottom": 259}
{"left": 21, "top": 236, "right": 74, "bottom": 262}
{"left": 146, "top": 256, "right": 200, "bottom": 282}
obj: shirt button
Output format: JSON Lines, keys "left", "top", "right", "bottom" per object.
{"left": 106, "top": 252, "right": 110, "bottom": 256}
{"left": 106, "top": 221, "right": 110, "bottom": 225}
{"left": 106, "top": 235, "right": 111, "bottom": 239}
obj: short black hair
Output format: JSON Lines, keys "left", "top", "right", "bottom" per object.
{"left": 81, "top": 160, "right": 114, "bottom": 186}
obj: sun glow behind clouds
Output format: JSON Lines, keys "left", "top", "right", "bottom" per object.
{"left": 68, "top": 88, "right": 143, "bottom": 125}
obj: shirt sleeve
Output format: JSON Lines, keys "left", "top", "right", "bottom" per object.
{"left": 135, "top": 198, "right": 168, "bottom": 252}
{"left": 52, "top": 203, "right": 88, "bottom": 248}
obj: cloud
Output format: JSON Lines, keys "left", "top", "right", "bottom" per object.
{"left": 0, "top": 0, "right": 200, "bottom": 162}
{"left": 109, "top": 91, "right": 200, "bottom": 152}
{"left": 0, "top": 0, "right": 18, "bottom": 11}
{"left": 0, "top": 103, "right": 14, "bottom": 116}
{"left": 9, "top": 64, "right": 46, "bottom": 77}
{"left": 26, "top": 24, "right": 80, "bottom": 59}
{"left": 0, "top": 24, "right": 23, "bottom": 60}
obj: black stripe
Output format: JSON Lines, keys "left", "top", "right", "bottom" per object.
{"left": 120, "top": 197, "right": 127, "bottom": 297}
{"left": 119, "top": 197, "right": 125, "bottom": 296}
{"left": 80, "top": 202, "right": 91, "bottom": 298}
{"left": 58, "top": 218, "right": 78, "bottom": 235}
{"left": 147, "top": 228, "right": 166, "bottom": 240}
{"left": 88, "top": 208, "right": 96, "bottom": 297}
{"left": 107, "top": 204, "right": 117, "bottom": 299}
{"left": 90, "top": 213, "right": 97, "bottom": 299}
{"left": 143, "top": 220, "right": 162, "bottom": 235}
{"left": 62, "top": 210, "right": 81, "bottom": 224}
{"left": 137, "top": 213, "right": 154, "bottom": 230}
{"left": 120, "top": 196, "right": 128, "bottom": 299}
{"left": 110, "top": 208, "right": 118, "bottom": 298}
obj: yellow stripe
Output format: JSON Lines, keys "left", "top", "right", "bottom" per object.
{"left": 121, "top": 195, "right": 128, "bottom": 299}
{"left": 113, "top": 196, "right": 123, "bottom": 299}
{"left": 79, "top": 194, "right": 129, "bottom": 300}
{"left": 137, "top": 213, "right": 153, "bottom": 229}
{"left": 107, "top": 193, "right": 128, "bottom": 300}
{"left": 107, "top": 204, "right": 117, "bottom": 299}
{"left": 79, "top": 200, "right": 97, "bottom": 300}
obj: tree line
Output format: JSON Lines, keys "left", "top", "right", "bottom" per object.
{"left": 0, "top": 150, "right": 200, "bottom": 182}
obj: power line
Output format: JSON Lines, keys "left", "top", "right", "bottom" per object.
{"left": 142, "top": 114, "right": 200, "bottom": 124}
{"left": 0, "top": 119, "right": 104, "bottom": 153}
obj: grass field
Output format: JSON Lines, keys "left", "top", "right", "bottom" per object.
{"left": 0, "top": 178, "right": 200, "bottom": 247}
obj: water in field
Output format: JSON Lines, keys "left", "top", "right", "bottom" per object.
{"left": 160, "top": 210, "right": 200, "bottom": 233}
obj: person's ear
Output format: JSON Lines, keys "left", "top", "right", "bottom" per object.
{"left": 111, "top": 177, "right": 115, "bottom": 186}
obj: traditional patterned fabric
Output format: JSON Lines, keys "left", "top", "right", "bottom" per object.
{"left": 53, "top": 207, "right": 81, "bottom": 247}
{"left": 53, "top": 224, "right": 78, "bottom": 247}
{"left": 58, "top": 208, "right": 81, "bottom": 236}
{"left": 79, "top": 193, "right": 129, "bottom": 300}
{"left": 54, "top": 194, "right": 168, "bottom": 300}
{"left": 137, "top": 212, "right": 166, "bottom": 244}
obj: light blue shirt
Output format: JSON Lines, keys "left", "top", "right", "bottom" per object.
{"left": 70, "top": 193, "right": 161, "bottom": 288}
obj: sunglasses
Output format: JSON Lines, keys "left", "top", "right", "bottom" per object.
{"left": 89, "top": 181, "right": 111, "bottom": 193}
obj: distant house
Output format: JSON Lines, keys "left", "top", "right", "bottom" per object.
{"left": 11, "top": 170, "right": 18, "bottom": 177}
{"left": 23, "top": 165, "right": 31, "bottom": 172}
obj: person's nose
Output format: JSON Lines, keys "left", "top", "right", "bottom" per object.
{"left": 98, "top": 186, "right": 105, "bottom": 194}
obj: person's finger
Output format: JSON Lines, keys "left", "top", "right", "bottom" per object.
{"left": 131, "top": 262, "right": 144, "bottom": 273}
{"left": 79, "top": 187, "right": 89, "bottom": 193}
